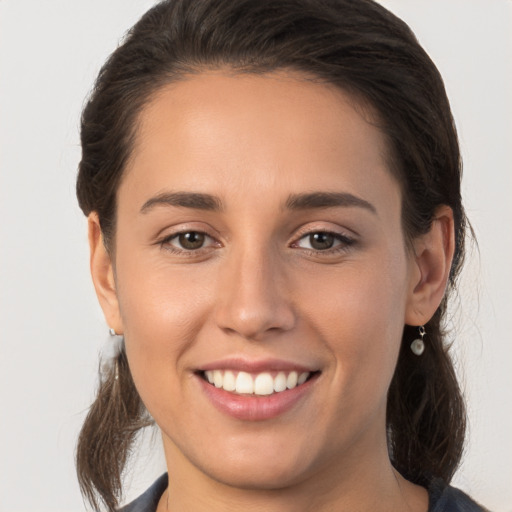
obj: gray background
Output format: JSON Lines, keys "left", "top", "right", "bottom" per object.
{"left": 1, "top": 1, "right": 511, "bottom": 510}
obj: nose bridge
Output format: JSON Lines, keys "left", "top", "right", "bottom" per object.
{"left": 214, "top": 241, "right": 295, "bottom": 339}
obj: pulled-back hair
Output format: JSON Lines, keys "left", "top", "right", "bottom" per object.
{"left": 76, "top": 1, "right": 467, "bottom": 510}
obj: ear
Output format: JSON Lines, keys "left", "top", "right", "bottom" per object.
{"left": 405, "top": 205, "right": 455, "bottom": 326}
{"left": 88, "top": 213, "right": 124, "bottom": 335}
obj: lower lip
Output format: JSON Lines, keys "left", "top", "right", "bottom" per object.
{"left": 197, "top": 373, "right": 318, "bottom": 421}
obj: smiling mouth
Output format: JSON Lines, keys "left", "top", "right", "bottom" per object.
{"left": 199, "top": 370, "right": 318, "bottom": 396}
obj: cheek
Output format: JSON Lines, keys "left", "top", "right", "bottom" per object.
{"left": 114, "top": 255, "right": 215, "bottom": 403}
{"left": 298, "top": 255, "right": 408, "bottom": 402}
{"left": 117, "top": 244, "right": 214, "bottom": 330}
{"left": 120, "top": 272, "right": 204, "bottom": 346}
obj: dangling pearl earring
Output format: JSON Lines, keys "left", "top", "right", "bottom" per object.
{"left": 410, "top": 326, "right": 426, "bottom": 356}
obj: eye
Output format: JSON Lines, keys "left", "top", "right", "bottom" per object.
{"left": 164, "top": 231, "right": 213, "bottom": 251}
{"left": 295, "top": 231, "right": 353, "bottom": 251}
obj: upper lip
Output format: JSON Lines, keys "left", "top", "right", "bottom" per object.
{"left": 198, "top": 357, "right": 318, "bottom": 374}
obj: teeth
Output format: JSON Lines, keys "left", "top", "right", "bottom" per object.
{"left": 286, "top": 371, "right": 298, "bottom": 389}
{"left": 203, "top": 369, "right": 312, "bottom": 395}
{"left": 235, "top": 371, "right": 254, "bottom": 394}
{"left": 254, "top": 373, "right": 274, "bottom": 395}
{"left": 223, "top": 370, "right": 236, "bottom": 391}
{"left": 298, "top": 372, "right": 309, "bottom": 385}
{"left": 274, "top": 372, "right": 287, "bottom": 392}
{"left": 213, "top": 370, "right": 223, "bottom": 388}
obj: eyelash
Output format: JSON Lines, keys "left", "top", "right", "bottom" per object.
{"left": 157, "top": 229, "right": 356, "bottom": 256}
{"left": 158, "top": 231, "right": 219, "bottom": 256}
{"left": 291, "top": 230, "right": 355, "bottom": 256}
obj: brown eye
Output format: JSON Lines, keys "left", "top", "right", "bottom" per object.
{"left": 175, "top": 231, "right": 206, "bottom": 250}
{"left": 308, "top": 232, "right": 335, "bottom": 250}
{"left": 295, "top": 231, "right": 353, "bottom": 253}
{"left": 161, "top": 230, "right": 219, "bottom": 254}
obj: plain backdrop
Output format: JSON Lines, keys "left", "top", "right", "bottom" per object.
{"left": 0, "top": 1, "right": 511, "bottom": 511}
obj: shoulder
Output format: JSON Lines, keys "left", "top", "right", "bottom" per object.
{"left": 118, "top": 474, "right": 168, "bottom": 512}
{"left": 428, "top": 479, "right": 490, "bottom": 512}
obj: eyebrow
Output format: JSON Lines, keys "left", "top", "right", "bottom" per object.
{"left": 285, "top": 191, "right": 377, "bottom": 214}
{"left": 140, "top": 190, "right": 376, "bottom": 215}
{"left": 140, "top": 192, "right": 223, "bottom": 213}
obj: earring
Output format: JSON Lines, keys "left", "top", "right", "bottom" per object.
{"left": 410, "top": 326, "right": 426, "bottom": 356}
{"left": 109, "top": 327, "right": 118, "bottom": 336}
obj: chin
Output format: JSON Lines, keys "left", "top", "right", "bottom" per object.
{"left": 178, "top": 430, "right": 324, "bottom": 491}
{"left": 201, "top": 459, "right": 311, "bottom": 491}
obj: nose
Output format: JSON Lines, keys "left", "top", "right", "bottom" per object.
{"left": 213, "top": 248, "right": 296, "bottom": 341}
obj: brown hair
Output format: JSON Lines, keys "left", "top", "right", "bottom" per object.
{"left": 76, "top": 0, "right": 468, "bottom": 510}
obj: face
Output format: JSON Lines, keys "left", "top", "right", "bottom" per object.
{"left": 104, "top": 72, "right": 423, "bottom": 489}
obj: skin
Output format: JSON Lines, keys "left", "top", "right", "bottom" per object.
{"left": 89, "top": 71, "right": 454, "bottom": 511}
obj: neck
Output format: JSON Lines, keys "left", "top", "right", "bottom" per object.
{"left": 157, "top": 429, "right": 428, "bottom": 512}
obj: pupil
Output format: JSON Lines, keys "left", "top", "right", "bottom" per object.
{"left": 179, "top": 232, "right": 205, "bottom": 249}
{"left": 310, "top": 232, "right": 334, "bottom": 250}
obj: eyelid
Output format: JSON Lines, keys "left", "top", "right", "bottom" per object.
{"left": 295, "top": 232, "right": 344, "bottom": 250}
{"left": 290, "top": 224, "right": 357, "bottom": 254}
{"left": 167, "top": 231, "right": 215, "bottom": 248}
{"left": 153, "top": 220, "right": 220, "bottom": 241}
{"left": 155, "top": 222, "right": 356, "bottom": 255}
{"left": 291, "top": 222, "right": 357, "bottom": 242}
{"left": 295, "top": 231, "right": 354, "bottom": 246}
{"left": 156, "top": 225, "right": 222, "bottom": 254}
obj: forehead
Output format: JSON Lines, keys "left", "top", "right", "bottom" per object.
{"left": 120, "top": 71, "right": 398, "bottom": 215}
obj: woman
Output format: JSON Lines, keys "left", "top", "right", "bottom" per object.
{"left": 75, "top": 0, "right": 487, "bottom": 510}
